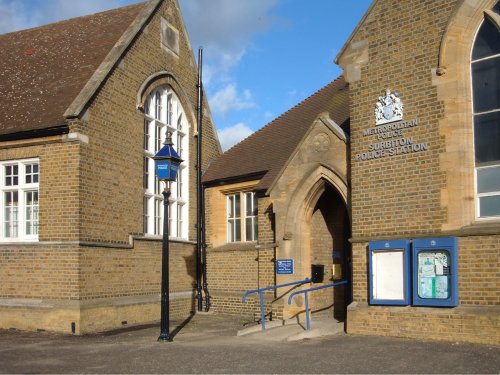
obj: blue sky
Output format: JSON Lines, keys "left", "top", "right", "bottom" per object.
{"left": 0, "top": 0, "right": 372, "bottom": 150}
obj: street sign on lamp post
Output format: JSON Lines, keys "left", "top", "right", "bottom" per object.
{"left": 153, "top": 131, "right": 183, "bottom": 342}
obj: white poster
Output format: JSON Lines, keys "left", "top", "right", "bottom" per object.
{"left": 372, "top": 249, "right": 405, "bottom": 300}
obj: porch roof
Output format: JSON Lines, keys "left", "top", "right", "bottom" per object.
{"left": 202, "top": 75, "right": 350, "bottom": 192}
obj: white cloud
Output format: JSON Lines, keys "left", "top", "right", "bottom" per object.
{"left": 180, "top": 0, "right": 279, "bottom": 53}
{"left": 218, "top": 122, "right": 254, "bottom": 151}
{"left": 264, "top": 111, "right": 274, "bottom": 120}
{"left": 180, "top": 0, "right": 280, "bottom": 87}
{"left": 209, "top": 84, "right": 256, "bottom": 118}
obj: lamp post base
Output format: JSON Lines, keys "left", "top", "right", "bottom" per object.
{"left": 157, "top": 333, "right": 172, "bottom": 342}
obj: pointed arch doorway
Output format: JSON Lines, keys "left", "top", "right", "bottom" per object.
{"left": 306, "top": 181, "right": 351, "bottom": 321}
{"left": 272, "top": 168, "right": 352, "bottom": 323}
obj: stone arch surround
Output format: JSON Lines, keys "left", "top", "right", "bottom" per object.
{"left": 434, "top": 0, "right": 498, "bottom": 229}
{"left": 270, "top": 164, "right": 349, "bottom": 318}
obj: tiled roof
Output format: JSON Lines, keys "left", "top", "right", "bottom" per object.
{"left": 0, "top": 2, "right": 145, "bottom": 136}
{"left": 203, "top": 75, "right": 349, "bottom": 191}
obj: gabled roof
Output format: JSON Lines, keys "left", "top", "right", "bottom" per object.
{"left": 203, "top": 75, "right": 349, "bottom": 191}
{"left": 0, "top": 1, "right": 149, "bottom": 136}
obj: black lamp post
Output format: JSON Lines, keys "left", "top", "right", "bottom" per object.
{"left": 153, "top": 131, "right": 183, "bottom": 342}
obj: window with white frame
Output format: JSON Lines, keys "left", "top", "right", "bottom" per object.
{"left": 143, "top": 86, "right": 189, "bottom": 237}
{"left": 471, "top": 4, "right": 500, "bottom": 219}
{"left": 0, "top": 159, "right": 39, "bottom": 241}
{"left": 227, "top": 191, "right": 258, "bottom": 242}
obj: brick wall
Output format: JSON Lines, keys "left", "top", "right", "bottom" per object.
{"left": 0, "top": 0, "right": 221, "bottom": 334}
{"left": 0, "top": 244, "right": 80, "bottom": 299}
{"left": 79, "top": 240, "right": 196, "bottom": 300}
{"left": 346, "top": 0, "right": 456, "bottom": 239}
{"left": 75, "top": 0, "right": 220, "bottom": 244}
{"left": 206, "top": 191, "right": 278, "bottom": 319}
{"left": 338, "top": 0, "right": 499, "bottom": 345}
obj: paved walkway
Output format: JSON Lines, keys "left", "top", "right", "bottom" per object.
{"left": 0, "top": 313, "right": 498, "bottom": 374}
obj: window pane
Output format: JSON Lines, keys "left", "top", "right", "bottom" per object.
{"left": 227, "top": 195, "right": 234, "bottom": 218}
{"left": 177, "top": 170, "right": 183, "bottom": 199}
{"left": 4, "top": 191, "right": 18, "bottom": 238}
{"left": 245, "top": 217, "right": 252, "bottom": 241}
{"left": 143, "top": 197, "right": 149, "bottom": 234}
{"left": 144, "top": 119, "right": 150, "bottom": 150}
{"left": 479, "top": 195, "right": 500, "bottom": 217}
{"left": 472, "top": 18, "right": 500, "bottom": 61}
{"left": 25, "top": 191, "right": 39, "bottom": 235}
{"left": 155, "top": 177, "right": 162, "bottom": 195}
{"left": 254, "top": 218, "right": 258, "bottom": 240}
{"left": 245, "top": 193, "right": 252, "bottom": 216}
{"left": 477, "top": 165, "right": 500, "bottom": 193}
{"left": 155, "top": 91, "right": 162, "bottom": 120}
{"left": 177, "top": 204, "right": 182, "bottom": 237}
{"left": 154, "top": 198, "right": 161, "bottom": 235}
{"left": 143, "top": 157, "right": 149, "bottom": 189}
{"left": 474, "top": 111, "right": 500, "bottom": 164}
{"left": 177, "top": 113, "right": 183, "bottom": 131}
{"left": 5, "top": 165, "right": 18, "bottom": 186}
{"left": 235, "top": 194, "right": 241, "bottom": 217}
{"left": 168, "top": 201, "right": 173, "bottom": 236}
{"left": 167, "top": 95, "right": 173, "bottom": 125}
{"left": 177, "top": 133, "right": 183, "bottom": 158}
{"left": 234, "top": 218, "right": 241, "bottom": 241}
{"left": 155, "top": 124, "right": 162, "bottom": 153}
{"left": 472, "top": 57, "right": 500, "bottom": 114}
{"left": 252, "top": 193, "right": 258, "bottom": 216}
{"left": 494, "top": 1, "right": 500, "bottom": 14}
{"left": 25, "top": 163, "right": 39, "bottom": 184}
{"left": 228, "top": 220, "right": 234, "bottom": 242}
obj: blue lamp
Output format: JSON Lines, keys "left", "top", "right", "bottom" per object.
{"left": 153, "top": 131, "right": 183, "bottom": 182}
{"left": 153, "top": 130, "right": 182, "bottom": 343}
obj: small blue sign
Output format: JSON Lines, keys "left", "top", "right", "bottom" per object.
{"left": 276, "top": 259, "right": 294, "bottom": 274}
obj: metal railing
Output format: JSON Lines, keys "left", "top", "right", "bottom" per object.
{"left": 242, "top": 278, "right": 311, "bottom": 330}
{"left": 287, "top": 280, "right": 348, "bottom": 330}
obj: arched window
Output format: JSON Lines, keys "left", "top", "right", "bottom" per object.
{"left": 143, "top": 86, "right": 189, "bottom": 238}
{"left": 472, "top": 3, "right": 500, "bottom": 218}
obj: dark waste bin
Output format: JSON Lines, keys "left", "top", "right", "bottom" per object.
{"left": 311, "top": 264, "right": 324, "bottom": 283}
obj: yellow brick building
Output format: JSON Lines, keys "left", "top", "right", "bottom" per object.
{"left": 0, "top": 0, "right": 221, "bottom": 334}
{"left": 203, "top": 0, "right": 499, "bottom": 345}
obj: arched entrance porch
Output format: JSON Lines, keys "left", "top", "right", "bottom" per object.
{"left": 271, "top": 164, "right": 351, "bottom": 322}
{"left": 307, "top": 182, "right": 351, "bottom": 320}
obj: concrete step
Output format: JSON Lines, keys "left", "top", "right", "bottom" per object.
{"left": 237, "top": 317, "right": 345, "bottom": 342}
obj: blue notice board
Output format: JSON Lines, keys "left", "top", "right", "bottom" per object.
{"left": 369, "top": 239, "right": 411, "bottom": 305}
{"left": 276, "top": 259, "right": 294, "bottom": 274}
{"left": 412, "top": 237, "right": 458, "bottom": 307}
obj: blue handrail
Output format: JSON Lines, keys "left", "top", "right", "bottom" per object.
{"left": 287, "top": 280, "right": 348, "bottom": 330}
{"left": 242, "top": 278, "right": 311, "bottom": 330}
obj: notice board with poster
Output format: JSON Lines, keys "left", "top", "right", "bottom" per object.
{"left": 368, "top": 240, "right": 411, "bottom": 305}
{"left": 412, "top": 237, "right": 458, "bottom": 307}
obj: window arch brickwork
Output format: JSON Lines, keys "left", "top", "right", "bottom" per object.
{"left": 143, "top": 85, "right": 189, "bottom": 238}
{"left": 471, "top": 7, "right": 500, "bottom": 218}
{"left": 434, "top": 0, "right": 499, "bottom": 229}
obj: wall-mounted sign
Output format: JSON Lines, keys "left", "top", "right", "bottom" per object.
{"left": 375, "top": 89, "right": 404, "bottom": 125}
{"left": 354, "top": 89, "right": 429, "bottom": 162}
{"left": 412, "top": 237, "right": 458, "bottom": 307}
{"left": 369, "top": 240, "right": 411, "bottom": 305}
{"left": 276, "top": 259, "right": 294, "bottom": 274}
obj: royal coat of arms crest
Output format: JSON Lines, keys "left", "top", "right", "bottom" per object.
{"left": 375, "top": 89, "right": 403, "bottom": 125}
